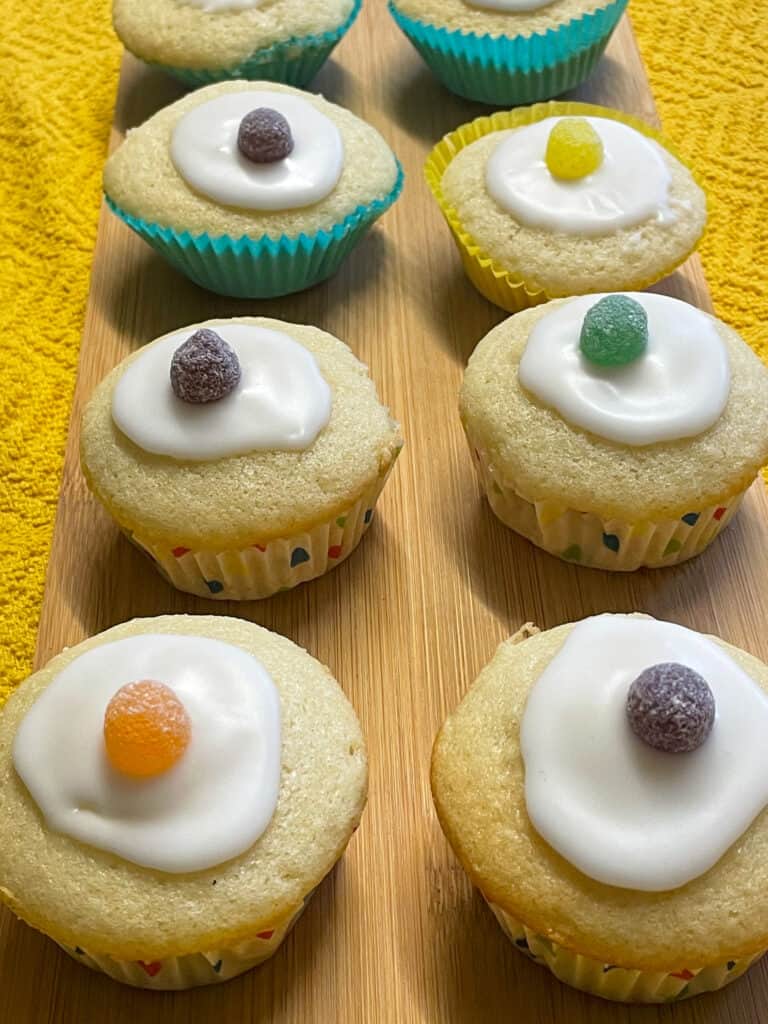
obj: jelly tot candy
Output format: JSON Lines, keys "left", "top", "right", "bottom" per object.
{"left": 104, "top": 680, "right": 191, "bottom": 778}
{"left": 580, "top": 295, "right": 649, "bottom": 367}
{"left": 626, "top": 662, "right": 715, "bottom": 753}
{"left": 545, "top": 118, "right": 604, "bottom": 181}
{"left": 238, "top": 108, "right": 294, "bottom": 164}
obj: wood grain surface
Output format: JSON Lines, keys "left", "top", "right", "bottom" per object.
{"left": 3, "top": 4, "right": 768, "bottom": 1021}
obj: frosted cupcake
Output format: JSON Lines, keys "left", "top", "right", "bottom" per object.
{"left": 103, "top": 81, "right": 403, "bottom": 298}
{"left": 113, "top": 0, "right": 361, "bottom": 88}
{"left": 389, "top": 0, "right": 627, "bottom": 105}
{"left": 0, "top": 615, "right": 368, "bottom": 989}
{"left": 432, "top": 613, "right": 768, "bottom": 1002}
{"left": 80, "top": 317, "right": 402, "bottom": 599}
{"left": 426, "top": 102, "right": 706, "bottom": 312}
{"left": 460, "top": 292, "right": 768, "bottom": 570}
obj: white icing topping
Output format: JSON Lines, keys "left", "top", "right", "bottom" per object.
{"left": 466, "top": 0, "right": 553, "bottom": 9}
{"left": 518, "top": 293, "right": 731, "bottom": 446}
{"left": 170, "top": 91, "right": 344, "bottom": 211}
{"left": 112, "top": 322, "right": 332, "bottom": 461}
{"left": 521, "top": 615, "right": 768, "bottom": 892}
{"left": 13, "top": 635, "right": 282, "bottom": 874}
{"left": 485, "top": 116, "right": 675, "bottom": 236}
{"left": 177, "top": 0, "right": 262, "bottom": 9}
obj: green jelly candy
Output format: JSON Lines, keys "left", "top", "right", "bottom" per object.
{"left": 579, "top": 295, "right": 649, "bottom": 367}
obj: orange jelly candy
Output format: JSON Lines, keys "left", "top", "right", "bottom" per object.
{"left": 104, "top": 680, "right": 191, "bottom": 779}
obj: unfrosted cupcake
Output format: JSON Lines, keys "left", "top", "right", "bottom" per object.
{"left": 460, "top": 292, "right": 768, "bottom": 570}
{"left": 0, "top": 615, "right": 367, "bottom": 989}
{"left": 113, "top": 0, "right": 361, "bottom": 88}
{"left": 80, "top": 317, "right": 402, "bottom": 599}
{"left": 103, "top": 81, "right": 403, "bottom": 298}
{"left": 389, "top": 0, "right": 627, "bottom": 105}
{"left": 432, "top": 613, "right": 768, "bottom": 1002}
{"left": 426, "top": 102, "right": 705, "bottom": 312}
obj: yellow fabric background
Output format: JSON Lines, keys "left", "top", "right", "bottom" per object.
{"left": 0, "top": 1, "right": 765, "bottom": 702}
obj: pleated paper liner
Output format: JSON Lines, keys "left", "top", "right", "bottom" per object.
{"left": 488, "top": 900, "right": 764, "bottom": 1004}
{"left": 56, "top": 890, "right": 315, "bottom": 991}
{"left": 150, "top": 0, "right": 363, "bottom": 89}
{"left": 105, "top": 160, "right": 404, "bottom": 300}
{"left": 470, "top": 442, "right": 744, "bottom": 571}
{"left": 425, "top": 101, "right": 702, "bottom": 313}
{"left": 124, "top": 462, "right": 397, "bottom": 600}
{"left": 388, "top": 0, "right": 627, "bottom": 105}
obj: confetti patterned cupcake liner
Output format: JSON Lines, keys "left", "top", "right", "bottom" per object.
{"left": 56, "top": 892, "right": 314, "bottom": 990}
{"left": 104, "top": 161, "right": 404, "bottom": 300}
{"left": 470, "top": 442, "right": 745, "bottom": 571}
{"left": 425, "top": 102, "right": 701, "bottom": 313}
{"left": 388, "top": 0, "right": 626, "bottom": 105}
{"left": 150, "top": 0, "right": 362, "bottom": 89}
{"left": 488, "top": 900, "right": 764, "bottom": 1003}
{"left": 124, "top": 464, "right": 397, "bottom": 600}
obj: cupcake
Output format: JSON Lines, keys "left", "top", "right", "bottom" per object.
{"left": 113, "top": 0, "right": 361, "bottom": 88}
{"left": 460, "top": 292, "right": 768, "bottom": 570}
{"left": 426, "top": 102, "right": 706, "bottom": 312}
{"left": 0, "top": 615, "right": 368, "bottom": 989}
{"left": 432, "top": 613, "right": 768, "bottom": 1002}
{"left": 389, "top": 0, "right": 627, "bottom": 105}
{"left": 103, "top": 81, "right": 403, "bottom": 299}
{"left": 80, "top": 317, "right": 402, "bottom": 599}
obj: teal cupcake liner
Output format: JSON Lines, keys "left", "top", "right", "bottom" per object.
{"left": 388, "top": 0, "right": 628, "bottom": 105}
{"left": 151, "top": 0, "right": 362, "bottom": 89}
{"left": 104, "top": 162, "right": 404, "bottom": 299}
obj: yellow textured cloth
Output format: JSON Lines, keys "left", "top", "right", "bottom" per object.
{"left": 0, "top": 1, "right": 765, "bottom": 702}
{"left": 0, "top": 1, "right": 121, "bottom": 701}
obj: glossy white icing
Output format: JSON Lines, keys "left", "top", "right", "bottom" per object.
{"left": 518, "top": 293, "right": 730, "bottom": 446}
{"left": 13, "top": 634, "right": 282, "bottom": 874}
{"left": 177, "top": 0, "right": 263, "bottom": 10}
{"left": 521, "top": 615, "right": 768, "bottom": 892}
{"left": 466, "top": 0, "right": 553, "bottom": 9}
{"left": 112, "top": 322, "right": 332, "bottom": 460}
{"left": 485, "top": 116, "right": 674, "bottom": 236}
{"left": 171, "top": 91, "right": 344, "bottom": 211}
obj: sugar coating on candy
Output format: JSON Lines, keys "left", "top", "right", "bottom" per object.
{"left": 237, "top": 108, "right": 294, "bottom": 164}
{"left": 626, "top": 662, "right": 715, "bottom": 753}
{"left": 170, "top": 328, "right": 241, "bottom": 404}
{"left": 579, "top": 295, "right": 649, "bottom": 367}
{"left": 545, "top": 118, "right": 604, "bottom": 181}
{"left": 104, "top": 680, "right": 191, "bottom": 778}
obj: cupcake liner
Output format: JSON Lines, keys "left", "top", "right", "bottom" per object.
{"left": 123, "top": 464, "right": 397, "bottom": 600}
{"left": 488, "top": 900, "right": 764, "bottom": 1003}
{"left": 470, "top": 442, "right": 745, "bottom": 571}
{"left": 425, "top": 102, "right": 701, "bottom": 313}
{"left": 151, "top": 0, "right": 362, "bottom": 89}
{"left": 104, "top": 161, "right": 404, "bottom": 299}
{"left": 56, "top": 892, "right": 313, "bottom": 991}
{"left": 388, "top": 0, "right": 626, "bottom": 105}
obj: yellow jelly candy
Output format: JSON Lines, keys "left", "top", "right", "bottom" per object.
{"left": 545, "top": 118, "right": 604, "bottom": 180}
{"left": 104, "top": 680, "right": 191, "bottom": 778}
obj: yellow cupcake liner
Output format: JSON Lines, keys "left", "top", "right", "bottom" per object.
{"left": 470, "top": 442, "right": 745, "bottom": 570}
{"left": 122, "top": 464, "right": 396, "bottom": 600}
{"left": 424, "top": 101, "right": 702, "bottom": 313}
{"left": 487, "top": 900, "right": 764, "bottom": 1003}
{"left": 55, "top": 894, "right": 313, "bottom": 990}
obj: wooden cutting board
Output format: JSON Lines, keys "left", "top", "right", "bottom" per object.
{"left": 3, "top": 3, "right": 768, "bottom": 1021}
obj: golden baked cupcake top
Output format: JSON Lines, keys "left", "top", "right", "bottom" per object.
{"left": 81, "top": 317, "right": 402, "bottom": 548}
{"left": 440, "top": 111, "right": 706, "bottom": 296}
{"left": 0, "top": 615, "right": 367, "bottom": 960}
{"left": 104, "top": 80, "right": 400, "bottom": 240}
{"left": 393, "top": 0, "right": 609, "bottom": 38}
{"left": 460, "top": 294, "right": 768, "bottom": 521}
{"left": 113, "top": 0, "right": 356, "bottom": 72}
{"left": 432, "top": 614, "right": 768, "bottom": 969}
